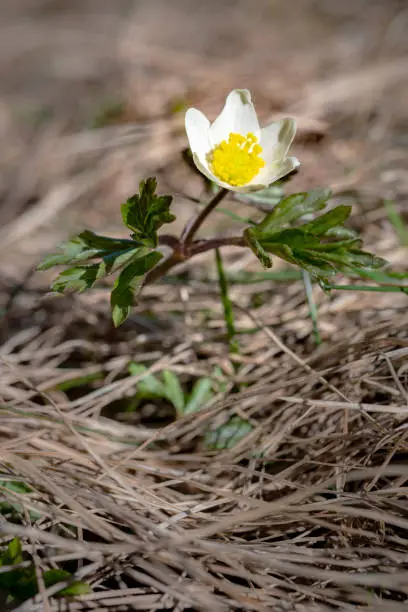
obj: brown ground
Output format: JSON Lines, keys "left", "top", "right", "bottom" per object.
{"left": 0, "top": 1, "right": 408, "bottom": 610}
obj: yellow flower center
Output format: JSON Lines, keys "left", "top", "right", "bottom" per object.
{"left": 207, "top": 132, "right": 265, "bottom": 187}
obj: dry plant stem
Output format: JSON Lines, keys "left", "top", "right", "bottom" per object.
{"left": 181, "top": 188, "right": 229, "bottom": 246}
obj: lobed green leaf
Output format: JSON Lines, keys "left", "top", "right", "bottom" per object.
{"left": 51, "top": 264, "right": 101, "bottom": 293}
{"left": 245, "top": 189, "right": 395, "bottom": 284}
{"left": 43, "top": 569, "right": 92, "bottom": 596}
{"left": 244, "top": 228, "right": 272, "bottom": 268}
{"left": 38, "top": 237, "right": 99, "bottom": 270}
{"left": 299, "top": 204, "right": 352, "bottom": 235}
{"left": 184, "top": 377, "right": 213, "bottom": 415}
{"left": 110, "top": 251, "right": 162, "bottom": 326}
{"left": 162, "top": 370, "right": 185, "bottom": 415}
{"left": 205, "top": 416, "right": 253, "bottom": 450}
{"left": 236, "top": 182, "right": 285, "bottom": 210}
{"left": 121, "top": 177, "right": 175, "bottom": 247}
{"left": 257, "top": 188, "right": 331, "bottom": 233}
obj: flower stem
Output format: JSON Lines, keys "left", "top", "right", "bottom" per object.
{"left": 145, "top": 188, "right": 243, "bottom": 286}
{"left": 143, "top": 252, "right": 183, "bottom": 286}
{"left": 190, "top": 236, "right": 245, "bottom": 255}
{"left": 181, "top": 188, "right": 229, "bottom": 246}
{"left": 158, "top": 234, "right": 179, "bottom": 249}
{"left": 144, "top": 235, "right": 246, "bottom": 286}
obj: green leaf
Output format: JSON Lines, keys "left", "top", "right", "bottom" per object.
{"left": 0, "top": 480, "right": 32, "bottom": 496}
{"left": 0, "top": 538, "right": 35, "bottom": 601}
{"left": 0, "top": 481, "right": 42, "bottom": 521}
{"left": 1, "top": 540, "right": 87, "bottom": 605}
{"left": 205, "top": 416, "right": 253, "bottom": 450}
{"left": 244, "top": 227, "right": 272, "bottom": 268}
{"left": 78, "top": 230, "right": 136, "bottom": 252}
{"left": 39, "top": 231, "right": 143, "bottom": 273}
{"left": 51, "top": 264, "right": 101, "bottom": 293}
{"left": 385, "top": 199, "right": 408, "bottom": 246}
{"left": 43, "top": 569, "right": 92, "bottom": 596}
{"left": 43, "top": 569, "right": 71, "bottom": 587}
{"left": 162, "top": 370, "right": 185, "bottom": 416}
{"left": 300, "top": 204, "right": 352, "bottom": 235}
{"left": 49, "top": 243, "right": 149, "bottom": 294}
{"left": 43, "top": 229, "right": 163, "bottom": 322}
{"left": 236, "top": 182, "right": 285, "bottom": 210}
{"left": 110, "top": 251, "right": 162, "bottom": 326}
{"left": 349, "top": 267, "right": 408, "bottom": 286}
{"left": 128, "top": 365, "right": 216, "bottom": 417}
{"left": 39, "top": 179, "right": 174, "bottom": 316}
{"left": 4, "top": 538, "right": 22, "bottom": 565}
{"left": 56, "top": 372, "right": 104, "bottom": 391}
{"left": 184, "top": 377, "right": 213, "bottom": 415}
{"left": 38, "top": 237, "right": 99, "bottom": 270}
{"left": 0, "top": 572, "right": 37, "bottom": 602}
{"left": 121, "top": 177, "right": 175, "bottom": 247}
{"left": 257, "top": 188, "right": 331, "bottom": 233}
{"left": 128, "top": 363, "right": 166, "bottom": 398}
{"left": 58, "top": 581, "right": 92, "bottom": 596}
{"left": 246, "top": 189, "right": 400, "bottom": 285}
{"left": 128, "top": 362, "right": 148, "bottom": 377}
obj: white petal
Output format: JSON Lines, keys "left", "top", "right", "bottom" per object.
{"left": 185, "top": 108, "right": 211, "bottom": 159}
{"left": 230, "top": 182, "right": 269, "bottom": 193}
{"left": 253, "top": 156, "right": 300, "bottom": 187}
{"left": 209, "top": 89, "right": 260, "bottom": 146}
{"left": 192, "top": 153, "right": 233, "bottom": 190}
{"left": 260, "top": 118, "right": 297, "bottom": 163}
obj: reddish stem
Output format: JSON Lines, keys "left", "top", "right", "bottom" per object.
{"left": 158, "top": 234, "right": 179, "bottom": 249}
{"left": 190, "top": 236, "right": 246, "bottom": 255}
{"left": 146, "top": 188, "right": 243, "bottom": 286}
{"left": 144, "top": 235, "right": 246, "bottom": 285}
{"left": 181, "top": 188, "right": 229, "bottom": 247}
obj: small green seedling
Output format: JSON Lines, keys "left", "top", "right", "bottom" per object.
{"left": 128, "top": 363, "right": 215, "bottom": 417}
{"left": 128, "top": 363, "right": 252, "bottom": 449}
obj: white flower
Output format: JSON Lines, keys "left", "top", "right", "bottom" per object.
{"left": 185, "top": 89, "right": 300, "bottom": 193}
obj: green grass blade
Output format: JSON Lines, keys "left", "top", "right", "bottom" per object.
{"left": 215, "top": 248, "right": 239, "bottom": 353}
{"left": 385, "top": 199, "right": 408, "bottom": 246}
{"left": 162, "top": 370, "right": 185, "bottom": 416}
{"left": 303, "top": 270, "right": 322, "bottom": 345}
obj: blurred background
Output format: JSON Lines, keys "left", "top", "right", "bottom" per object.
{"left": 0, "top": 0, "right": 407, "bottom": 283}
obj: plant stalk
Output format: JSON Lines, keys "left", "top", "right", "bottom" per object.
{"left": 181, "top": 188, "right": 229, "bottom": 246}
{"left": 191, "top": 236, "right": 246, "bottom": 255}
{"left": 144, "top": 235, "right": 246, "bottom": 285}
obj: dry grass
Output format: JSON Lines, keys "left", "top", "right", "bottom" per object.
{"left": 1, "top": 279, "right": 408, "bottom": 610}
{"left": 0, "top": 0, "right": 408, "bottom": 610}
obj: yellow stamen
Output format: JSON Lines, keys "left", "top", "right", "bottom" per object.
{"left": 207, "top": 132, "right": 265, "bottom": 187}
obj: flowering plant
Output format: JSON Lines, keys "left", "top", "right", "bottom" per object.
{"left": 40, "top": 89, "right": 407, "bottom": 327}
{"left": 185, "top": 89, "right": 299, "bottom": 191}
